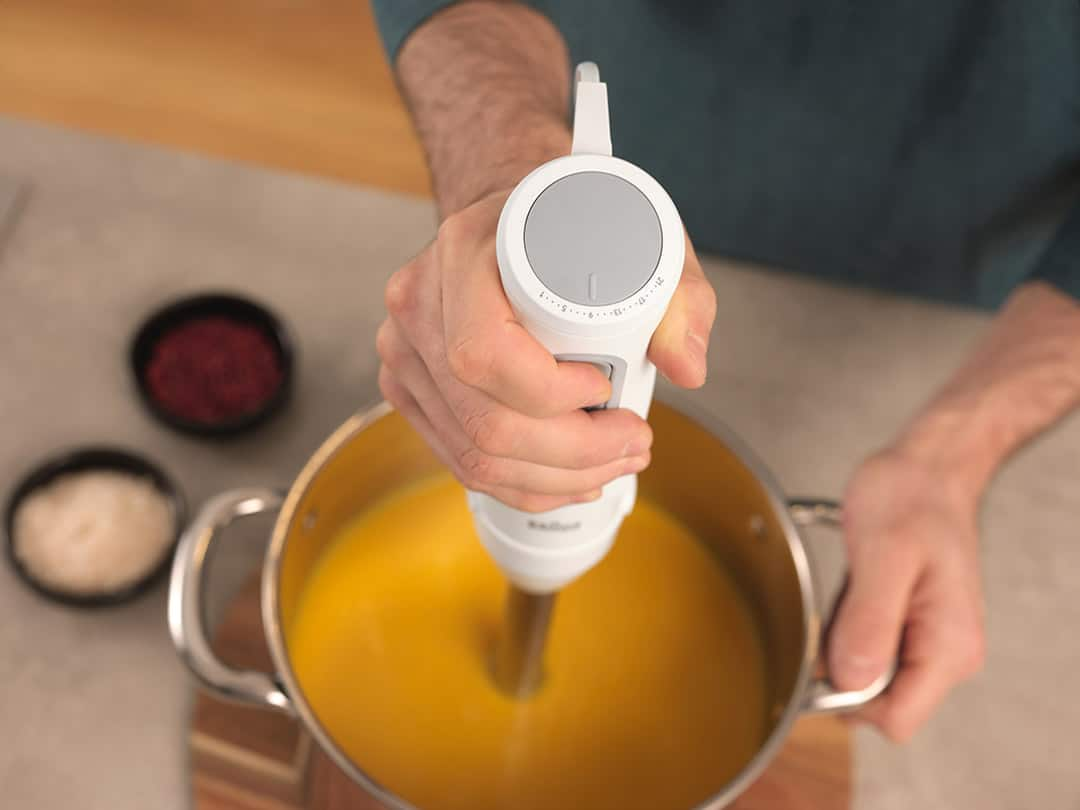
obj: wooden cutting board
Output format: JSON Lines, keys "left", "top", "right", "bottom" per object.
{"left": 189, "top": 574, "right": 851, "bottom": 810}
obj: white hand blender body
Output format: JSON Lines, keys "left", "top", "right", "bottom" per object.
{"left": 467, "top": 63, "right": 686, "bottom": 695}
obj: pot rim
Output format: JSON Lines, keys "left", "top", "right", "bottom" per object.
{"left": 261, "top": 393, "right": 820, "bottom": 810}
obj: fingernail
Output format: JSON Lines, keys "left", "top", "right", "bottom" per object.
{"left": 686, "top": 331, "right": 708, "bottom": 382}
{"left": 574, "top": 489, "right": 602, "bottom": 503}
{"left": 622, "top": 435, "right": 651, "bottom": 457}
{"left": 624, "top": 455, "right": 650, "bottom": 474}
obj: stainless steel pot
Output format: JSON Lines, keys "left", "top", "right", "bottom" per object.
{"left": 168, "top": 398, "right": 892, "bottom": 809}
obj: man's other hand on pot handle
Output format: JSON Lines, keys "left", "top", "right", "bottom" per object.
{"left": 827, "top": 284, "right": 1080, "bottom": 740}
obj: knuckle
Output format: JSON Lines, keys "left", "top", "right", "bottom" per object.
{"left": 436, "top": 214, "right": 459, "bottom": 247}
{"left": 374, "top": 322, "right": 395, "bottom": 364}
{"left": 374, "top": 322, "right": 409, "bottom": 372}
{"left": 377, "top": 366, "right": 403, "bottom": 406}
{"left": 449, "top": 465, "right": 482, "bottom": 493}
{"left": 443, "top": 454, "right": 480, "bottom": 492}
{"left": 470, "top": 409, "right": 517, "bottom": 457}
{"left": 461, "top": 407, "right": 494, "bottom": 447}
{"left": 383, "top": 265, "right": 416, "bottom": 318}
{"left": 447, "top": 337, "right": 492, "bottom": 387}
{"left": 436, "top": 213, "right": 475, "bottom": 260}
{"left": 457, "top": 446, "right": 498, "bottom": 488}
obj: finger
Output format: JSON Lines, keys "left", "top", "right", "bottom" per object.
{"left": 379, "top": 365, "right": 584, "bottom": 514}
{"left": 378, "top": 364, "right": 457, "bottom": 471}
{"left": 856, "top": 654, "right": 953, "bottom": 743}
{"left": 648, "top": 235, "right": 717, "bottom": 389}
{"left": 828, "top": 529, "right": 922, "bottom": 691}
{"left": 442, "top": 389, "right": 652, "bottom": 473}
{"left": 460, "top": 448, "right": 649, "bottom": 497}
{"left": 382, "top": 317, "right": 652, "bottom": 469}
{"left": 437, "top": 218, "right": 611, "bottom": 417}
{"left": 481, "top": 483, "right": 594, "bottom": 514}
{"left": 379, "top": 321, "right": 650, "bottom": 493}
{"left": 854, "top": 605, "right": 982, "bottom": 742}
{"left": 854, "top": 551, "right": 986, "bottom": 741}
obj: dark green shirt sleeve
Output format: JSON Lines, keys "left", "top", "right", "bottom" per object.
{"left": 371, "top": 0, "right": 459, "bottom": 62}
{"left": 1029, "top": 202, "right": 1080, "bottom": 300}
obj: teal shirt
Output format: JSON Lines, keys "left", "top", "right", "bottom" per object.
{"left": 373, "top": 1, "right": 1080, "bottom": 309}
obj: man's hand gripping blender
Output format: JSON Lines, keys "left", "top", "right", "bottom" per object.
{"left": 468, "top": 63, "right": 686, "bottom": 697}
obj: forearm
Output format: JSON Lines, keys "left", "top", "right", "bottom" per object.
{"left": 895, "top": 281, "right": 1080, "bottom": 501}
{"left": 395, "top": 1, "right": 572, "bottom": 217}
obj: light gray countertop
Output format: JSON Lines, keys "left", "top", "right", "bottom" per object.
{"left": 0, "top": 117, "right": 1076, "bottom": 810}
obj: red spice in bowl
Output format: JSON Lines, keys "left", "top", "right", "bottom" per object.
{"left": 145, "top": 316, "right": 284, "bottom": 424}
{"left": 131, "top": 293, "right": 293, "bottom": 436}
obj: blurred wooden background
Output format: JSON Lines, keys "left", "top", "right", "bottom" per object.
{"left": 0, "top": 0, "right": 431, "bottom": 196}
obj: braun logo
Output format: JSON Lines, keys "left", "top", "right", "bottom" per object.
{"left": 527, "top": 519, "right": 582, "bottom": 532}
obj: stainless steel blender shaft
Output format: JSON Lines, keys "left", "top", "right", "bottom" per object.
{"left": 492, "top": 586, "right": 556, "bottom": 699}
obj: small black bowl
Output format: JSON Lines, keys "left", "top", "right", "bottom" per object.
{"left": 130, "top": 292, "right": 295, "bottom": 438}
{"left": 3, "top": 447, "right": 186, "bottom": 607}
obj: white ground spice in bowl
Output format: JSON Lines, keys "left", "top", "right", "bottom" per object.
{"left": 13, "top": 470, "right": 176, "bottom": 596}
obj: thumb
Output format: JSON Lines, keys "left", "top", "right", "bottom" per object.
{"left": 828, "top": 528, "right": 920, "bottom": 690}
{"left": 648, "top": 236, "right": 717, "bottom": 389}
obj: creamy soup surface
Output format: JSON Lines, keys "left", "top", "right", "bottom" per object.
{"left": 289, "top": 474, "right": 768, "bottom": 810}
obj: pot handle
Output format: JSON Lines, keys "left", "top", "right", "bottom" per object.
{"left": 789, "top": 498, "right": 897, "bottom": 714}
{"left": 167, "top": 488, "right": 294, "bottom": 714}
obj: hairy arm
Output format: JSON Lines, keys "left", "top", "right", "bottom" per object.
{"left": 832, "top": 281, "right": 1080, "bottom": 740}
{"left": 898, "top": 282, "right": 1080, "bottom": 498}
{"left": 395, "top": 1, "right": 573, "bottom": 218}
{"left": 375, "top": 0, "right": 714, "bottom": 516}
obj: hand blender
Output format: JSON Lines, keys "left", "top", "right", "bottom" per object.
{"left": 467, "top": 63, "right": 686, "bottom": 696}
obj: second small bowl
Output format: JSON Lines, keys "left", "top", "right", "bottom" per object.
{"left": 4, "top": 446, "right": 186, "bottom": 607}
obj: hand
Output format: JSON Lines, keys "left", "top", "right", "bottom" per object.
{"left": 828, "top": 447, "right": 986, "bottom": 741}
{"left": 376, "top": 188, "right": 717, "bottom": 512}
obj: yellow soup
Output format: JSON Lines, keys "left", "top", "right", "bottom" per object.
{"left": 288, "top": 475, "right": 767, "bottom": 810}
